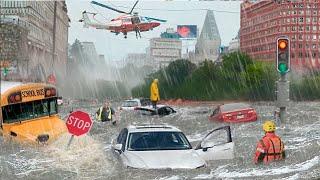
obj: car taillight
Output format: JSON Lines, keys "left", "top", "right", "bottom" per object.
{"left": 248, "top": 110, "right": 255, "bottom": 113}
{"left": 222, "top": 114, "right": 232, "bottom": 119}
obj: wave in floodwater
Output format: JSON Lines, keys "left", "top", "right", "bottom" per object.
{"left": 193, "top": 156, "right": 319, "bottom": 179}
{"left": 1, "top": 133, "right": 116, "bottom": 179}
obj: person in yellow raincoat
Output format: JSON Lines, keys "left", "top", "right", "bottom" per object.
{"left": 150, "top": 79, "right": 160, "bottom": 109}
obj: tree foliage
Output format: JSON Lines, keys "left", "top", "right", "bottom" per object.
{"left": 132, "top": 52, "right": 320, "bottom": 101}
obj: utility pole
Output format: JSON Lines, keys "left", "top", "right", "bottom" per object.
{"left": 275, "top": 37, "right": 290, "bottom": 124}
{"left": 52, "top": 1, "right": 57, "bottom": 74}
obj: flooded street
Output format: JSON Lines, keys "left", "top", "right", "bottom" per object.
{"left": 0, "top": 101, "right": 319, "bottom": 180}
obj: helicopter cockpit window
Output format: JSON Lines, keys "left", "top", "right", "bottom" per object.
{"left": 131, "top": 16, "right": 140, "bottom": 24}
{"left": 123, "top": 18, "right": 131, "bottom": 23}
{"left": 140, "top": 17, "right": 146, "bottom": 22}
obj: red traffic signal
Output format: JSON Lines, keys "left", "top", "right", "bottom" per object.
{"left": 276, "top": 37, "right": 290, "bottom": 74}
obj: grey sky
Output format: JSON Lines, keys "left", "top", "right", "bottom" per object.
{"left": 66, "top": 0, "right": 241, "bottom": 61}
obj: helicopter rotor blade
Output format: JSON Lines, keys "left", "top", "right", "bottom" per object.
{"left": 91, "top": 1, "right": 127, "bottom": 14}
{"left": 144, "top": 16, "right": 167, "bottom": 23}
{"left": 129, "top": 1, "right": 139, "bottom": 14}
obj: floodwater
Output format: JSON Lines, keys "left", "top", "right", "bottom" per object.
{"left": 0, "top": 101, "right": 319, "bottom": 180}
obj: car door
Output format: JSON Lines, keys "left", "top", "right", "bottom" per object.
{"left": 114, "top": 128, "right": 128, "bottom": 154}
{"left": 195, "top": 126, "right": 234, "bottom": 161}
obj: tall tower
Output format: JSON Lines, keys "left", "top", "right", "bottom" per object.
{"left": 194, "top": 10, "right": 221, "bottom": 64}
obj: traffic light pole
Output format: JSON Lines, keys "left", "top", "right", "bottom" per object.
{"left": 275, "top": 36, "right": 290, "bottom": 124}
{"left": 276, "top": 73, "right": 289, "bottom": 124}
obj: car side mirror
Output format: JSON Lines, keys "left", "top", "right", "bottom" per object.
{"left": 114, "top": 144, "right": 123, "bottom": 152}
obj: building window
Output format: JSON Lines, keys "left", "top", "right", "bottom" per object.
{"left": 306, "top": 10, "right": 311, "bottom": 15}
{"left": 299, "top": 10, "right": 304, "bottom": 15}
{"left": 286, "top": 27, "right": 290, "bottom": 31}
{"left": 306, "top": 26, "right": 310, "bottom": 31}
{"left": 313, "top": 26, "right": 317, "bottom": 31}
{"left": 312, "top": 44, "right": 317, "bottom": 49}
{"left": 292, "top": 18, "right": 298, "bottom": 23}
{"left": 299, "top": 17, "right": 304, "bottom": 23}
{"left": 292, "top": 35, "right": 296, "bottom": 40}
{"left": 292, "top": 26, "right": 296, "bottom": 31}
{"left": 313, "top": 35, "right": 317, "bottom": 40}
{"left": 312, "top": 52, "right": 317, "bottom": 58}
{"left": 299, "top": 44, "right": 303, "bottom": 48}
{"left": 305, "top": 53, "right": 310, "bottom": 58}
{"left": 306, "top": 18, "right": 311, "bottom": 23}
{"left": 312, "top": 17, "right": 317, "bottom": 23}
{"left": 307, "top": 35, "right": 311, "bottom": 40}
{"left": 313, "top": 11, "right": 317, "bottom": 15}
{"left": 299, "top": 52, "right": 303, "bottom": 58}
{"left": 298, "top": 26, "right": 304, "bottom": 31}
{"left": 306, "top": 44, "right": 309, "bottom": 48}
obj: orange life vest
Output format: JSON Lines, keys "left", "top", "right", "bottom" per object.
{"left": 260, "top": 135, "right": 285, "bottom": 163}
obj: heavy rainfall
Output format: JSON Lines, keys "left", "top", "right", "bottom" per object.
{"left": 0, "top": 0, "right": 319, "bottom": 180}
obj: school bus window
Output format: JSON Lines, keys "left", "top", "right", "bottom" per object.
{"left": 49, "top": 98, "right": 57, "bottom": 114}
{"left": 2, "top": 97, "right": 58, "bottom": 124}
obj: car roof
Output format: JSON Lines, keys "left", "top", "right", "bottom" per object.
{"left": 124, "top": 98, "right": 140, "bottom": 102}
{"left": 220, "top": 102, "right": 251, "bottom": 112}
{"left": 127, "top": 124, "right": 182, "bottom": 133}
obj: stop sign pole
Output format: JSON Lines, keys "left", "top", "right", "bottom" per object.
{"left": 66, "top": 111, "right": 93, "bottom": 148}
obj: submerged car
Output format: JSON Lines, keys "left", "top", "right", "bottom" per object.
{"left": 111, "top": 124, "right": 234, "bottom": 169}
{"left": 134, "top": 105, "right": 176, "bottom": 116}
{"left": 209, "top": 102, "right": 257, "bottom": 123}
{"left": 57, "top": 96, "right": 63, "bottom": 105}
{"left": 120, "top": 98, "right": 151, "bottom": 111}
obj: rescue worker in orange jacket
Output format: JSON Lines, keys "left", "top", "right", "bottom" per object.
{"left": 254, "top": 120, "right": 285, "bottom": 164}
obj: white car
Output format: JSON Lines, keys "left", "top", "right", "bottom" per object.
{"left": 120, "top": 98, "right": 151, "bottom": 111}
{"left": 111, "top": 124, "right": 234, "bottom": 169}
{"left": 57, "top": 96, "right": 63, "bottom": 105}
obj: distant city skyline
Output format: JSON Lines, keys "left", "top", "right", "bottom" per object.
{"left": 66, "top": 0, "right": 241, "bottom": 61}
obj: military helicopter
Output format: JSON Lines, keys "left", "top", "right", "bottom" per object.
{"left": 79, "top": 1, "right": 167, "bottom": 38}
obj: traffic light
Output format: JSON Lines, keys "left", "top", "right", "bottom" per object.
{"left": 276, "top": 37, "right": 290, "bottom": 75}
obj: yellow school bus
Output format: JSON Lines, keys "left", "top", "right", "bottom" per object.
{"left": 0, "top": 81, "right": 66, "bottom": 144}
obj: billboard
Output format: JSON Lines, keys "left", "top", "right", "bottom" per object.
{"left": 177, "top": 25, "right": 197, "bottom": 39}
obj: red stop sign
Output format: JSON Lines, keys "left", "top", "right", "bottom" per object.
{"left": 66, "top": 111, "right": 93, "bottom": 136}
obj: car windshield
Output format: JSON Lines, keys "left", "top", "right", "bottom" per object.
{"left": 122, "top": 101, "right": 139, "bottom": 107}
{"left": 127, "top": 131, "right": 192, "bottom": 151}
{"left": 2, "top": 97, "right": 58, "bottom": 123}
{"left": 220, "top": 103, "right": 251, "bottom": 112}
